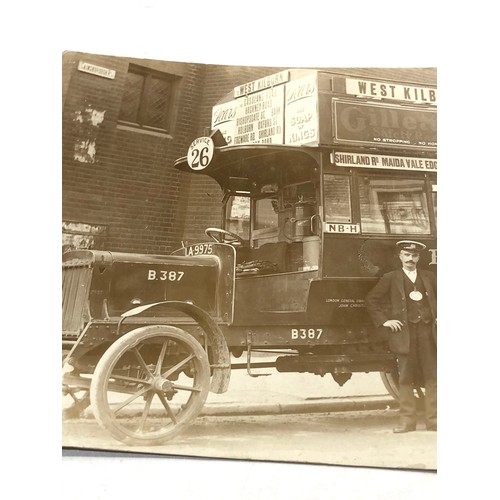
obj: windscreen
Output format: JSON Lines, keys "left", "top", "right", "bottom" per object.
{"left": 225, "top": 195, "right": 250, "bottom": 240}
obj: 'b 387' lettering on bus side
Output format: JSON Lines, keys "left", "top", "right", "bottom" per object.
{"left": 147, "top": 270, "right": 185, "bottom": 281}
{"left": 291, "top": 328, "right": 323, "bottom": 340}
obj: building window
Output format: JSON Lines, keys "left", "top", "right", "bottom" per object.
{"left": 119, "top": 65, "right": 177, "bottom": 133}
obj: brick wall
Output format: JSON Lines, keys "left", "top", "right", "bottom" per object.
{"left": 62, "top": 52, "right": 205, "bottom": 253}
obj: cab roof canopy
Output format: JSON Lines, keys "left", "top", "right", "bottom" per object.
{"left": 174, "top": 145, "right": 320, "bottom": 194}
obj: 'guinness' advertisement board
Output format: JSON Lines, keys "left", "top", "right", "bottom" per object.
{"left": 332, "top": 99, "right": 437, "bottom": 149}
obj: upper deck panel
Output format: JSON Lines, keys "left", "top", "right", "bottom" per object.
{"left": 210, "top": 69, "right": 437, "bottom": 151}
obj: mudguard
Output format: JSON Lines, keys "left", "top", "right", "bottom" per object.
{"left": 120, "top": 300, "right": 231, "bottom": 393}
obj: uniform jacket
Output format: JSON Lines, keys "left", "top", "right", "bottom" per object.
{"left": 365, "top": 268, "right": 437, "bottom": 354}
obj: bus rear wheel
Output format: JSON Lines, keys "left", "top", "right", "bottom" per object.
{"left": 380, "top": 371, "right": 427, "bottom": 410}
{"left": 380, "top": 371, "right": 400, "bottom": 401}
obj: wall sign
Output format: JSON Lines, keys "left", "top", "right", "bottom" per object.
{"left": 62, "top": 221, "right": 107, "bottom": 252}
{"left": 78, "top": 61, "right": 116, "bottom": 79}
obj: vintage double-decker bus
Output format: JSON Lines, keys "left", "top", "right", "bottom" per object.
{"left": 62, "top": 68, "right": 437, "bottom": 445}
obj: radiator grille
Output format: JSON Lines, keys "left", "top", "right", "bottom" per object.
{"left": 62, "top": 264, "right": 92, "bottom": 337}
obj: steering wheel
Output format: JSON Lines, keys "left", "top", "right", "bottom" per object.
{"left": 205, "top": 228, "right": 244, "bottom": 246}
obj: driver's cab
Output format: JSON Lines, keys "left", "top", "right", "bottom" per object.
{"left": 204, "top": 149, "right": 322, "bottom": 278}
{"left": 223, "top": 180, "right": 320, "bottom": 276}
{"left": 177, "top": 145, "right": 323, "bottom": 324}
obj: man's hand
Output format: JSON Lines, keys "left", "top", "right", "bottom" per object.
{"left": 383, "top": 319, "right": 404, "bottom": 332}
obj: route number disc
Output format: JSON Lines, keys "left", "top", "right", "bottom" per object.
{"left": 187, "top": 137, "right": 214, "bottom": 170}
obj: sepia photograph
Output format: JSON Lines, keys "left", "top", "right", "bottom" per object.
{"left": 61, "top": 52, "right": 438, "bottom": 473}
{"left": 6, "top": 2, "right": 498, "bottom": 498}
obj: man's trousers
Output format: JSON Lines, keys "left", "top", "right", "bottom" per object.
{"left": 396, "top": 320, "right": 437, "bottom": 427}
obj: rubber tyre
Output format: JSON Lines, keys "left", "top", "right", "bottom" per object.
{"left": 380, "top": 371, "right": 400, "bottom": 401}
{"left": 90, "top": 325, "right": 210, "bottom": 446}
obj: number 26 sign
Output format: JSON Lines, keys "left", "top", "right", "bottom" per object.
{"left": 187, "top": 137, "right": 214, "bottom": 170}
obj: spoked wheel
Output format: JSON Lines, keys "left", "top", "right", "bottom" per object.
{"left": 90, "top": 325, "right": 210, "bottom": 446}
{"left": 380, "top": 371, "right": 400, "bottom": 401}
{"left": 62, "top": 350, "right": 91, "bottom": 419}
{"left": 380, "top": 371, "right": 425, "bottom": 408}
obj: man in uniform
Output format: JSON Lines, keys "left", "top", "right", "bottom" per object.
{"left": 365, "top": 240, "right": 437, "bottom": 433}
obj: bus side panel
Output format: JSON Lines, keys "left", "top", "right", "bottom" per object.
{"left": 321, "top": 236, "right": 437, "bottom": 279}
{"left": 306, "top": 278, "right": 378, "bottom": 327}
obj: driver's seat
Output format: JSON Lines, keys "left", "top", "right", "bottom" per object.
{"left": 236, "top": 242, "right": 288, "bottom": 274}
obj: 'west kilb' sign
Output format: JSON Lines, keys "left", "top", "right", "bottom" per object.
{"left": 344, "top": 78, "right": 437, "bottom": 105}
